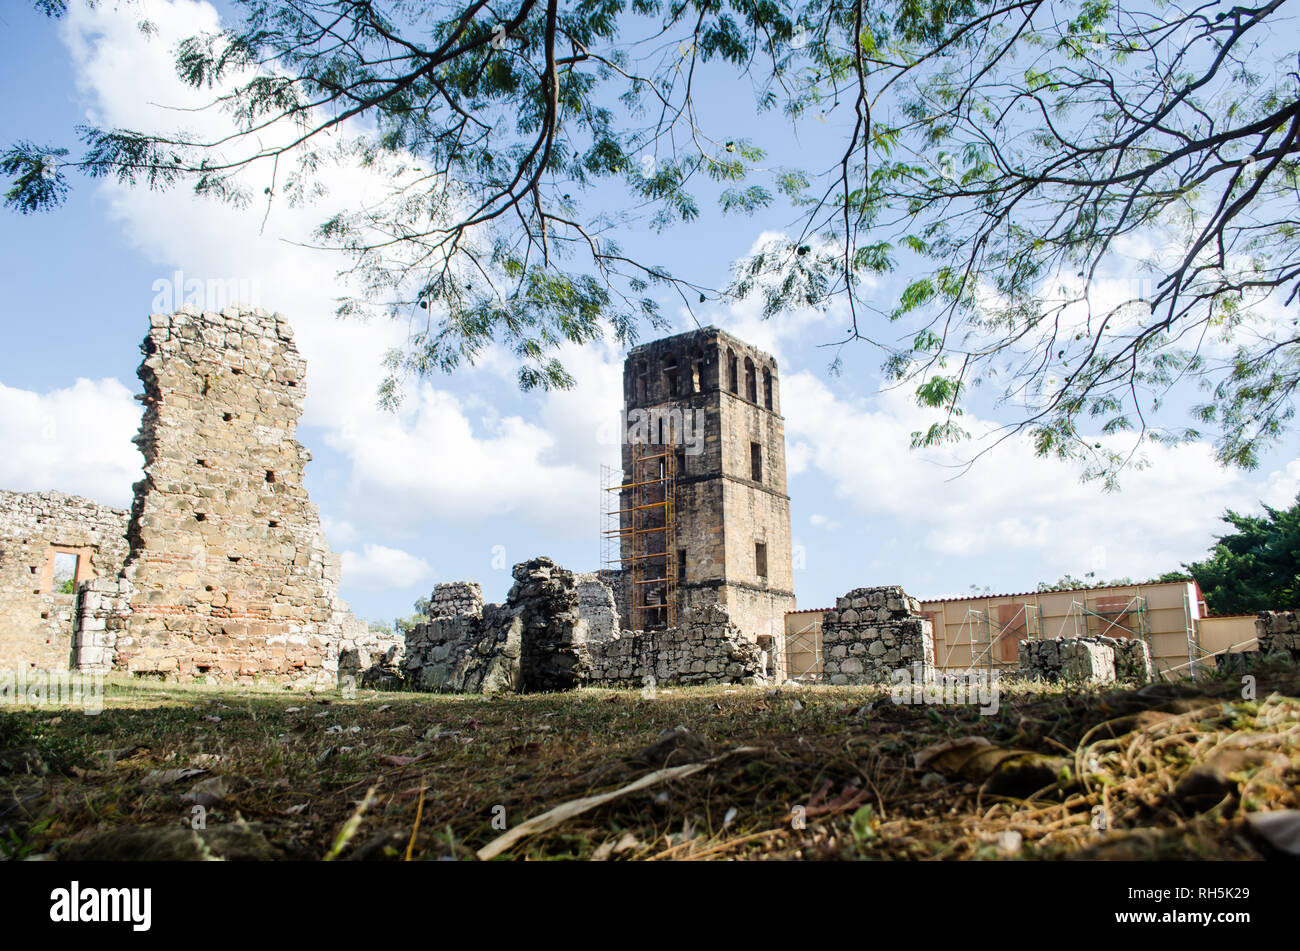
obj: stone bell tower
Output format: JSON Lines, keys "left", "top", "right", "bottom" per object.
{"left": 613, "top": 327, "right": 795, "bottom": 646}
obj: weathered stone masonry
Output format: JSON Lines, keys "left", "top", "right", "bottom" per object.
{"left": 819, "top": 586, "right": 936, "bottom": 685}
{"left": 1018, "top": 635, "right": 1154, "bottom": 683}
{"left": 620, "top": 327, "right": 795, "bottom": 654}
{"left": 82, "top": 306, "right": 369, "bottom": 685}
{"left": 0, "top": 491, "right": 129, "bottom": 671}
{"left": 403, "top": 558, "right": 767, "bottom": 694}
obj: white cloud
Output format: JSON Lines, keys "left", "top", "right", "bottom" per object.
{"left": 783, "top": 371, "right": 1300, "bottom": 585}
{"left": 59, "top": 1, "right": 625, "bottom": 543}
{"left": 340, "top": 545, "right": 435, "bottom": 592}
{"left": 0, "top": 378, "right": 141, "bottom": 507}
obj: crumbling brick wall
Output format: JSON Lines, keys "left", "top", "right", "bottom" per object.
{"left": 0, "top": 490, "right": 128, "bottom": 671}
{"left": 819, "top": 586, "right": 935, "bottom": 685}
{"left": 103, "top": 306, "right": 361, "bottom": 686}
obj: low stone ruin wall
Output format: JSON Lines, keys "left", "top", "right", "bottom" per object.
{"left": 337, "top": 618, "right": 405, "bottom": 688}
{"left": 585, "top": 604, "right": 765, "bottom": 688}
{"left": 820, "top": 587, "right": 935, "bottom": 685}
{"left": 1217, "top": 609, "right": 1300, "bottom": 673}
{"left": 402, "top": 558, "right": 766, "bottom": 694}
{"left": 426, "top": 582, "right": 485, "bottom": 619}
{"left": 1019, "top": 638, "right": 1116, "bottom": 683}
{"left": 1016, "top": 635, "right": 1153, "bottom": 683}
{"left": 1256, "top": 610, "right": 1300, "bottom": 657}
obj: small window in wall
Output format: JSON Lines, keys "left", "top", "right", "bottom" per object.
{"left": 727, "top": 349, "right": 738, "bottom": 394}
{"left": 635, "top": 361, "right": 649, "bottom": 402}
{"left": 750, "top": 442, "right": 762, "bottom": 482}
{"left": 763, "top": 368, "right": 773, "bottom": 410}
{"left": 664, "top": 357, "right": 679, "bottom": 396}
{"left": 52, "top": 551, "right": 79, "bottom": 595}
{"left": 755, "top": 542, "right": 768, "bottom": 580}
{"left": 675, "top": 446, "right": 686, "bottom": 476}
{"left": 744, "top": 357, "right": 757, "bottom": 402}
{"left": 677, "top": 548, "right": 687, "bottom": 582}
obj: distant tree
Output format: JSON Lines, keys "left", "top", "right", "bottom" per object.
{"left": 1036, "top": 571, "right": 1131, "bottom": 592}
{"left": 1183, "top": 493, "right": 1300, "bottom": 614}
{"left": 394, "top": 595, "right": 433, "bottom": 636}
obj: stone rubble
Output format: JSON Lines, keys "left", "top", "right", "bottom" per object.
{"left": 1217, "top": 609, "right": 1300, "bottom": 672}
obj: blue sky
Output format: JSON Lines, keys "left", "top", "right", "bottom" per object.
{"left": 1, "top": 0, "right": 1296, "bottom": 625}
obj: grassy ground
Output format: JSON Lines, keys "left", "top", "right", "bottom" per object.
{"left": 1, "top": 661, "right": 1297, "bottom": 860}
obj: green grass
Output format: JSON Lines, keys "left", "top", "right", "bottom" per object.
{"left": 1, "top": 662, "right": 1297, "bottom": 860}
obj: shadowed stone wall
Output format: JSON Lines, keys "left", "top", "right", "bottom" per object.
{"left": 403, "top": 559, "right": 767, "bottom": 693}
{"left": 1257, "top": 610, "right": 1300, "bottom": 657}
{"left": 1017, "top": 635, "right": 1154, "bottom": 683}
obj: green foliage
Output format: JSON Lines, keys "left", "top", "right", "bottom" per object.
{"left": 850, "top": 803, "right": 877, "bottom": 843}
{"left": 1182, "top": 494, "right": 1300, "bottom": 615}
{"left": 12, "top": 0, "right": 1300, "bottom": 481}
{"left": 394, "top": 595, "right": 433, "bottom": 637}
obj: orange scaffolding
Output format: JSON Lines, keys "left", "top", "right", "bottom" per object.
{"left": 601, "top": 448, "right": 677, "bottom": 631}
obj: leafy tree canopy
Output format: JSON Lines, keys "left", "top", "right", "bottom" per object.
{"left": 1182, "top": 492, "right": 1300, "bottom": 613}
{"left": 8, "top": 0, "right": 1300, "bottom": 482}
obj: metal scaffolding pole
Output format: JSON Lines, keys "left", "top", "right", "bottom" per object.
{"left": 601, "top": 447, "right": 678, "bottom": 631}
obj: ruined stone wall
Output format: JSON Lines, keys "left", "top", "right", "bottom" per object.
{"left": 0, "top": 491, "right": 129, "bottom": 671}
{"left": 72, "top": 576, "right": 134, "bottom": 673}
{"left": 1018, "top": 637, "right": 1117, "bottom": 683}
{"left": 820, "top": 587, "right": 935, "bottom": 685}
{"left": 108, "top": 306, "right": 359, "bottom": 685}
{"left": 405, "top": 563, "right": 588, "bottom": 695}
{"left": 1108, "top": 636, "right": 1155, "bottom": 681}
{"left": 1256, "top": 610, "right": 1300, "bottom": 657}
{"left": 426, "top": 582, "right": 485, "bottom": 619}
{"left": 596, "top": 569, "right": 629, "bottom": 624}
{"left": 404, "top": 559, "right": 767, "bottom": 694}
{"left": 1016, "top": 635, "right": 1154, "bottom": 683}
{"left": 584, "top": 604, "right": 766, "bottom": 687}
{"left": 337, "top": 616, "right": 404, "bottom": 686}
{"left": 575, "top": 572, "right": 620, "bottom": 643}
